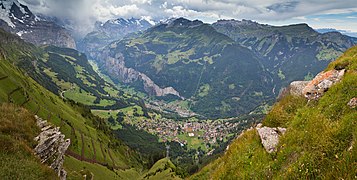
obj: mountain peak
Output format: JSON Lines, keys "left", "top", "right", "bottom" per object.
{"left": 0, "top": 0, "right": 76, "bottom": 48}
{"left": 103, "top": 17, "right": 153, "bottom": 28}
{"left": 281, "top": 23, "right": 317, "bottom": 35}
{"left": 215, "top": 19, "right": 263, "bottom": 27}
{"left": 166, "top": 17, "right": 204, "bottom": 28}
{"left": 0, "top": 0, "right": 21, "bottom": 28}
{"left": 0, "top": 0, "right": 37, "bottom": 28}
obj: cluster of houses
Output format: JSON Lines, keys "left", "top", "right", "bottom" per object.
{"left": 134, "top": 117, "right": 243, "bottom": 146}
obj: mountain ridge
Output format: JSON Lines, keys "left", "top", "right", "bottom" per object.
{"left": 0, "top": 0, "right": 76, "bottom": 48}
{"left": 78, "top": 17, "right": 154, "bottom": 58}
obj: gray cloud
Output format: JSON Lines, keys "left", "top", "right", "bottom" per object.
{"left": 267, "top": 1, "right": 299, "bottom": 13}
{"left": 18, "top": 0, "right": 357, "bottom": 35}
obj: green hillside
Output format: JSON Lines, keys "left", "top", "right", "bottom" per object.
{"left": 191, "top": 46, "right": 357, "bottom": 179}
{"left": 0, "top": 104, "right": 58, "bottom": 180}
{"left": 0, "top": 28, "right": 146, "bottom": 179}
{"left": 36, "top": 45, "right": 143, "bottom": 110}
{"left": 140, "top": 158, "right": 181, "bottom": 180}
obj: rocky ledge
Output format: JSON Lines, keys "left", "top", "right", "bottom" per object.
{"left": 287, "top": 69, "right": 345, "bottom": 100}
{"left": 34, "top": 115, "right": 70, "bottom": 180}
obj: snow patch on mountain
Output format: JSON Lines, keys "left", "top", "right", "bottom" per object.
{"left": 0, "top": 0, "right": 76, "bottom": 48}
{"left": 0, "top": 0, "right": 18, "bottom": 27}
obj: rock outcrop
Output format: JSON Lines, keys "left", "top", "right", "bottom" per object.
{"left": 288, "top": 69, "right": 345, "bottom": 100}
{"left": 102, "top": 52, "right": 183, "bottom": 99}
{"left": 34, "top": 115, "right": 70, "bottom": 180}
{"left": 302, "top": 69, "right": 345, "bottom": 100}
{"left": 347, "top": 97, "right": 357, "bottom": 108}
{"left": 256, "top": 123, "right": 286, "bottom": 153}
{"left": 288, "top": 81, "right": 310, "bottom": 96}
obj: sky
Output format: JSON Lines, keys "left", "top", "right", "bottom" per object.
{"left": 18, "top": 0, "right": 357, "bottom": 36}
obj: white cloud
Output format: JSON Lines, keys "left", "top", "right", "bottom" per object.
{"left": 95, "top": 4, "right": 142, "bottom": 20}
{"left": 18, "top": 0, "right": 357, "bottom": 34}
{"left": 130, "top": 0, "right": 152, "bottom": 5}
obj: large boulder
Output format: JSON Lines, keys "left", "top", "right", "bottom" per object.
{"left": 256, "top": 124, "right": 286, "bottom": 153}
{"left": 302, "top": 69, "right": 345, "bottom": 100}
{"left": 34, "top": 116, "right": 70, "bottom": 180}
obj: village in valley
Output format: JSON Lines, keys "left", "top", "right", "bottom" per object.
{"left": 93, "top": 104, "right": 257, "bottom": 154}
{"left": 129, "top": 115, "right": 248, "bottom": 152}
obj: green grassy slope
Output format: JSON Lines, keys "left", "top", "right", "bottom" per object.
{"left": 0, "top": 28, "right": 145, "bottom": 178}
{"left": 41, "top": 46, "right": 128, "bottom": 108}
{"left": 191, "top": 46, "right": 357, "bottom": 179}
{"left": 0, "top": 103, "right": 58, "bottom": 180}
{"left": 141, "top": 158, "right": 181, "bottom": 180}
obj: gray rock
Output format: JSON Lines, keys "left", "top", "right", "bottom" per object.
{"left": 289, "top": 81, "right": 310, "bottom": 96}
{"left": 256, "top": 126, "right": 286, "bottom": 153}
{"left": 347, "top": 97, "right": 357, "bottom": 108}
{"left": 34, "top": 115, "right": 70, "bottom": 180}
{"left": 317, "top": 79, "right": 333, "bottom": 90}
{"left": 256, "top": 123, "right": 263, "bottom": 128}
{"left": 303, "top": 69, "right": 345, "bottom": 100}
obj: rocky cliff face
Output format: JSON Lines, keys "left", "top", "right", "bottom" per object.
{"left": 100, "top": 51, "right": 183, "bottom": 98}
{"left": 78, "top": 17, "right": 154, "bottom": 58}
{"left": 0, "top": 0, "right": 76, "bottom": 48}
{"left": 34, "top": 115, "right": 70, "bottom": 180}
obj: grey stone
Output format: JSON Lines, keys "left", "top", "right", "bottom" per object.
{"left": 347, "top": 97, "right": 357, "bottom": 108}
{"left": 256, "top": 126, "right": 286, "bottom": 153}
{"left": 289, "top": 81, "right": 310, "bottom": 96}
{"left": 34, "top": 116, "right": 70, "bottom": 180}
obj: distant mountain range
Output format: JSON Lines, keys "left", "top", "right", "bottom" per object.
{"left": 316, "top": 28, "right": 357, "bottom": 38}
{"left": 93, "top": 18, "right": 357, "bottom": 118}
{"left": 77, "top": 17, "right": 155, "bottom": 57}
